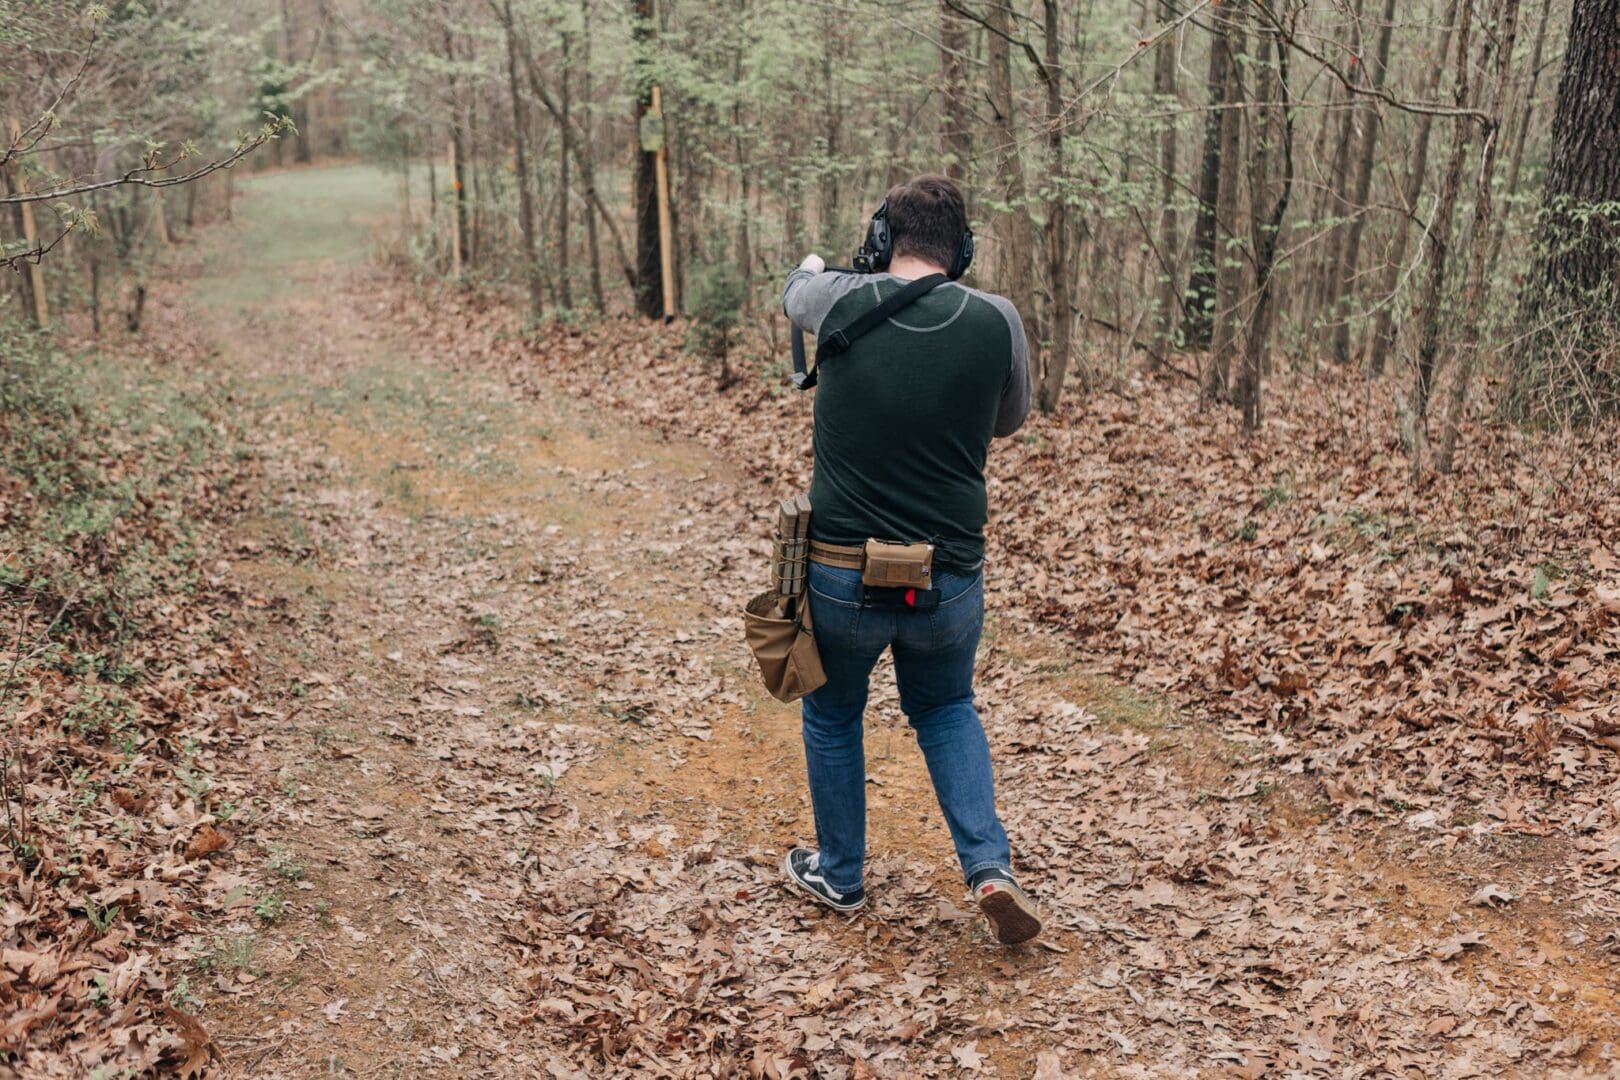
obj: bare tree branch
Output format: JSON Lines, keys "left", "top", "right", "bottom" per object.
{"left": 1250, "top": 0, "right": 1491, "bottom": 121}
{"left": 0, "top": 122, "right": 290, "bottom": 207}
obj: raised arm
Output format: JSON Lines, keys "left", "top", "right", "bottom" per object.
{"left": 782, "top": 254, "right": 868, "bottom": 340}
{"left": 986, "top": 295, "right": 1031, "bottom": 437}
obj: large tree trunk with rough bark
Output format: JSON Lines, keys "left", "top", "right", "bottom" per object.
{"left": 1524, "top": 0, "right": 1620, "bottom": 302}
{"left": 1506, "top": 0, "right": 1620, "bottom": 419}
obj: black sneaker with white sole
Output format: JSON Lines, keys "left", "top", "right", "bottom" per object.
{"left": 969, "top": 870, "right": 1042, "bottom": 945}
{"left": 783, "top": 847, "right": 866, "bottom": 912}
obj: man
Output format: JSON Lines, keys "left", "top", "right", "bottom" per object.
{"left": 779, "top": 174, "right": 1038, "bottom": 945}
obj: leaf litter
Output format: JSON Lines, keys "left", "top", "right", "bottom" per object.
{"left": 345, "top": 276, "right": 1617, "bottom": 1077}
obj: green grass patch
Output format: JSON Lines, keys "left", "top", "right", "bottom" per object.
{"left": 194, "top": 164, "right": 404, "bottom": 308}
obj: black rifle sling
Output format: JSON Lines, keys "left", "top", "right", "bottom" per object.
{"left": 790, "top": 272, "right": 949, "bottom": 391}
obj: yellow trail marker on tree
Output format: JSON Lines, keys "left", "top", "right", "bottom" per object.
{"left": 641, "top": 85, "right": 676, "bottom": 323}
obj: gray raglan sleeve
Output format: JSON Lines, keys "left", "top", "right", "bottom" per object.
{"left": 782, "top": 269, "right": 867, "bottom": 339}
{"left": 988, "top": 295, "right": 1031, "bottom": 437}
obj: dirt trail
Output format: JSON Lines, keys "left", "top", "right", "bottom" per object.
{"left": 167, "top": 166, "right": 1619, "bottom": 1078}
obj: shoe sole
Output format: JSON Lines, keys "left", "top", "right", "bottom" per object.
{"left": 979, "top": 886, "right": 1042, "bottom": 945}
{"left": 782, "top": 851, "right": 866, "bottom": 912}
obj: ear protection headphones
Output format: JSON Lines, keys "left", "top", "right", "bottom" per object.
{"left": 853, "top": 198, "right": 975, "bottom": 280}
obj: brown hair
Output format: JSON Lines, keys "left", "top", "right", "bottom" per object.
{"left": 886, "top": 174, "right": 968, "bottom": 270}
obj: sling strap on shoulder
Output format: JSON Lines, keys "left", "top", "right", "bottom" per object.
{"left": 790, "top": 272, "right": 950, "bottom": 391}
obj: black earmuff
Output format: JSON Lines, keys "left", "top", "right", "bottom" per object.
{"left": 853, "top": 199, "right": 893, "bottom": 273}
{"left": 853, "top": 197, "right": 974, "bottom": 280}
{"left": 949, "top": 229, "right": 974, "bottom": 280}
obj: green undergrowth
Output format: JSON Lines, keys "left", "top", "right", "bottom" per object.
{"left": 1, "top": 318, "right": 252, "bottom": 870}
{"left": 1, "top": 313, "right": 268, "bottom": 1071}
{"left": 0, "top": 320, "right": 235, "bottom": 653}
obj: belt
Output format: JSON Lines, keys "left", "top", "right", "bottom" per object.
{"left": 808, "top": 540, "right": 865, "bottom": 570}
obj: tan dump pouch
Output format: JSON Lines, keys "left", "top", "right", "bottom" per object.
{"left": 861, "top": 540, "right": 934, "bottom": 589}
{"left": 744, "top": 590, "right": 827, "bottom": 703}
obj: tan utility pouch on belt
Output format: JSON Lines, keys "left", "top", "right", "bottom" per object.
{"left": 861, "top": 540, "right": 934, "bottom": 589}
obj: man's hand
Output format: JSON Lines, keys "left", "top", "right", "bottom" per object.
{"left": 798, "top": 253, "right": 826, "bottom": 275}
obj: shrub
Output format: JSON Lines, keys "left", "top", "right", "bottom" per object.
{"left": 683, "top": 262, "right": 748, "bottom": 389}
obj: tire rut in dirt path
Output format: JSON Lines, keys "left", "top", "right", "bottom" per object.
{"left": 190, "top": 166, "right": 1617, "bottom": 1079}
{"left": 159, "top": 166, "right": 695, "bottom": 1075}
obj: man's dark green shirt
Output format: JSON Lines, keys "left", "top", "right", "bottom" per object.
{"left": 782, "top": 269, "right": 1031, "bottom": 574}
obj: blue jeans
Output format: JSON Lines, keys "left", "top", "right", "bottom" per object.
{"left": 799, "top": 561, "right": 1012, "bottom": 894}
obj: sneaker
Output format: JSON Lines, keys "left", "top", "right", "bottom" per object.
{"left": 783, "top": 847, "right": 866, "bottom": 912}
{"left": 970, "top": 871, "right": 1042, "bottom": 945}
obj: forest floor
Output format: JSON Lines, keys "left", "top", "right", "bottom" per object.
{"left": 27, "top": 163, "right": 1618, "bottom": 1078}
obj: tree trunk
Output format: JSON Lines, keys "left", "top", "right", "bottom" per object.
{"left": 1151, "top": 0, "right": 1180, "bottom": 358}
{"left": 818, "top": 19, "right": 843, "bottom": 250}
{"left": 89, "top": 235, "right": 101, "bottom": 335}
{"left": 580, "top": 0, "right": 605, "bottom": 311}
{"left": 1181, "top": 29, "right": 1230, "bottom": 351}
{"left": 939, "top": 0, "right": 972, "bottom": 183}
{"left": 986, "top": 0, "right": 1039, "bottom": 364}
{"left": 501, "top": 1, "right": 543, "bottom": 323}
{"left": 1523, "top": 0, "right": 1620, "bottom": 300}
{"left": 1238, "top": 29, "right": 1292, "bottom": 431}
{"left": 1, "top": 154, "right": 41, "bottom": 327}
{"left": 152, "top": 189, "right": 172, "bottom": 246}
{"left": 1329, "top": 0, "right": 1397, "bottom": 365}
{"left": 784, "top": 102, "right": 806, "bottom": 255}
{"left": 1204, "top": 2, "right": 1247, "bottom": 402}
{"left": 1313, "top": 0, "right": 1366, "bottom": 345}
{"left": 1036, "top": 0, "right": 1075, "bottom": 412}
{"left": 1438, "top": 0, "right": 1523, "bottom": 471}
{"left": 731, "top": 30, "right": 752, "bottom": 287}
{"left": 1507, "top": 0, "right": 1620, "bottom": 417}
{"left": 558, "top": 24, "right": 574, "bottom": 311}
{"left": 468, "top": 94, "right": 482, "bottom": 268}
{"left": 185, "top": 169, "right": 199, "bottom": 231}
{"left": 1487, "top": 0, "right": 1553, "bottom": 275}
{"left": 282, "top": 0, "right": 313, "bottom": 165}
{"left": 632, "top": 0, "right": 662, "bottom": 319}
{"left": 519, "top": 27, "right": 636, "bottom": 300}
{"left": 1402, "top": 0, "right": 1475, "bottom": 463}
{"left": 1367, "top": 0, "right": 1457, "bottom": 376}
{"left": 444, "top": 29, "right": 469, "bottom": 274}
